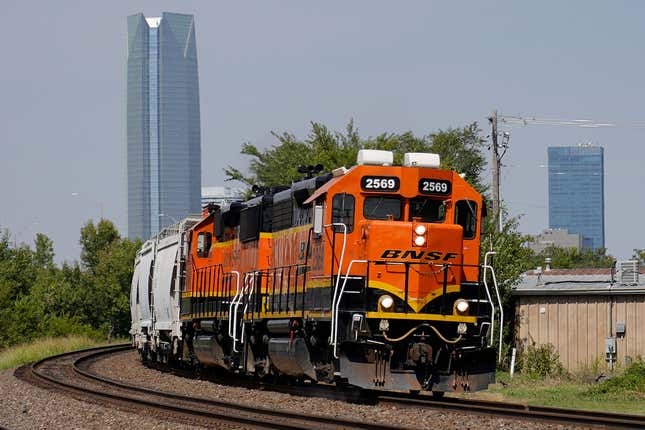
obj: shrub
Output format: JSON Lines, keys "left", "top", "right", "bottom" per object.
{"left": 519, "top": 343, "right": 565, "bottom": 379}
{"left": 585, "top": 359, "right": 645, "bottom": 398}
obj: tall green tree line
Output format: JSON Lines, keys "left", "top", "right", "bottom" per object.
{"left": 0, "top": 220, "right": 139, "bottom": 348}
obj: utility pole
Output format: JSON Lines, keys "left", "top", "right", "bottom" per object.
{"left": 489, "top": 110, "right": 501, "bottom": 233}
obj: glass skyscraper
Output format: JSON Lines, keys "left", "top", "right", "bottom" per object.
{"left": 548, "top": 145, "right": 604, "bottom": 250}
{"left": 127, "top": 12, "right": 201, "bottom": 240}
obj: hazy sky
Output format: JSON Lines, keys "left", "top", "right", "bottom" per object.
{"left": 1, "top": 1, "right": 644, "bottom": 262}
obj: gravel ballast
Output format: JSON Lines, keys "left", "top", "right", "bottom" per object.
{"left": 0, "top": 348, "right": 594, "bottom": 429}
{"left": 86, "top": 350, "right": 589, "bottom": 430}
{"left": 0, "top": 365, "right": 208, "bottom": 430}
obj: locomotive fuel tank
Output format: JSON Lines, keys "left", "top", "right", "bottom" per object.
{"left": 193, "top": 334, "right": 227, "bottom": 368}
{"left": 267, "top": 338, "right": 317, "bottom": 380}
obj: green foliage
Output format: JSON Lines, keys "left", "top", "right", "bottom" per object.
{"left": 519, "top": 343, "right": 566, "bottom": 380}
{"left": 480, "top": 210, "right": 535, "bottom": 353}
{"left": 483, "top": 214, "right": 534, "bottom": 301}
{"left": 89, "top": 237, "right": 140, "bottom": 338}
{"left": 530, "top": 245, "right": 615, "bottom": 269}
{"left": 584, "top": 359, "right": 645, "bottom": 398}
{"left": 427, "top": 123, "right": 487, "bottom": 192}
{"left": 484, "top": 372, "right": 645, "bottom": 414}
{"left": 225, "top": 120, "right": 487, "bottom": 192}
{"left": 0, "top": 220, "right": 138, "bottom": 349}
{"left": 80, "top": 219, "right": 120, "bottom": 272}
{"left": 33, "top": 233, "right": 55, "bottom": 269}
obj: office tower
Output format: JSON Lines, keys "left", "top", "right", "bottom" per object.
{"left": 127, "top": 12, "right": 201, "bottom": 240}
{"left": 548, "top": 145, "right": 604, "bottom": 250}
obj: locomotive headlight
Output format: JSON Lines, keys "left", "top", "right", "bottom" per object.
{"left": 414, "top": 235, "right": 426, "bottom": 246}
{"left": 414, "top": 225, "right": 427, "bottom": 236}
{"left": 378, "top": 294, "right": 395, "bottom": 311}
{"left": 455, "top": 299, "right": 470, "bottom": 314}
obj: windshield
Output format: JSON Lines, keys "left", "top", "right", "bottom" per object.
{"left": 363, "top": 197, "right": 402, "bottom": 220}
{"left": 409, "top": 198, "right": 445, "bottom": 222}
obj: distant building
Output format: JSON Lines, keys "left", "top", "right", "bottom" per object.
{"left": 201, "top": 186, "right": 244, "bottom": 207}
{"left": 127, "top": 12, "right": 201, "bottom": 240}
{"left": 548, "top": 145, "right": 604, "bottom": 250}
{"left": 513, "top": 261, "right": 645, "bottom": 371}
{"left": 528, "top": 228, "right": 583, "bottom": 254}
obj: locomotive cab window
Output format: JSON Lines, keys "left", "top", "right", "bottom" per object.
{"left": 455, "top": 200, "right": 478, "bottom": 239}
{"left": 331, "top": 193, "right": 355, "bottom": 233}
{"left": 196, "top": 232, "right": 212, "bottom": 257}
{"left": 363, "top": 196, "right": 402, "bottom": 220}
{"left": 409, "top": 198, "right": 446, "bottom": 222}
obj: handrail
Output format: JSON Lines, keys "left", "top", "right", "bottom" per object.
{"left": 480, "top": 268, "right": 496, "bottom": 348}
{"left": 231, "top": 272, "right": 252, "bottom": 353}
{"left": 326, "top": 223, "right": 347, "bottom": 350}
{"left": 240, "top": 271, "right": 259, "bottom": 353}
{"left": 332, "top": 259, "right": 368, "bottom": 358}
{"left": 227, "top": 270, "right": 241, "bottom": 338}
{"left": 484, "top": 251, "right": 504, "bottom": 363}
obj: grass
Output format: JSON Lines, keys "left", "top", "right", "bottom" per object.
{"left": 0, "top": 335, "right": 124, "bottom": 371}
{"left": 457, "top": 368, "right": 645, "bottom": 415}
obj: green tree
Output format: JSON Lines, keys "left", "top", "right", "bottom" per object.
{"left": 33, "top": 233, "right": 55, "bottom": 269}
{"left": 79, "top": 219, "right": 120, "bottom": 272}
{"left": 428, "top": 123, "right": 487, "bottom": 192}
{"left": 0, "top": 221, "right": 137, "bottom": 347}
{"left": 530, "top": 246, "right": 615, "bottom": 269}
{"left": 480, "top": 210, "right": 535, "bottom": 356}
{"left": 225, "top": 120, "right": 486, "bottom": 192}
{"left": 0, "top": 231, "right": 37, "bottom": 301}
{"left": 89, "top": 237, "right": 140, "bottom": 339}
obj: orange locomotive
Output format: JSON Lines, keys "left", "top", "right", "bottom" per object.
{"left": 137, "top": 150, "right": 502, "bottom": 394}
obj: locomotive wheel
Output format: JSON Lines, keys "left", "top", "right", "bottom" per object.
{"left": 432, "top": 391, "right": 445, "bottom": 398}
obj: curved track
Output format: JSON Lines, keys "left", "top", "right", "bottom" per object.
{"left": 17, "top": 344, "right": 404, "bottom": 430}
{"left": 17, "top": 345, "right": 645, "bottom": 429}
{"left": 374, "top": 392, "right": 645, "bottom": 429}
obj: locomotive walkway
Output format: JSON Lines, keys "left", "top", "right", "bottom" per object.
{"left": 14, "top": 344, "right": 645, "bottom": 429}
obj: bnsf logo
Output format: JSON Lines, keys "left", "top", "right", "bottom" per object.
{"left": 380, "top": 249, "right": 458, "bottom": 261}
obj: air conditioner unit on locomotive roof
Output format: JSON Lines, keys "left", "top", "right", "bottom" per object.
{"left": 403, "top": 152, "right": 441, "bottom": 168}
{"left": 356, "top": 149, "right": 393, "bottom": 166}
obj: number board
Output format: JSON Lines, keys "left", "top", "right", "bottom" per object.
{"left": 418, "top": 178, "right": 451, "bottom": 196}
{"left": 361, "top": 176, "right": 400, "bottom": 192}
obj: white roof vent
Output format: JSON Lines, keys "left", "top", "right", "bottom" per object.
{"left": 357, "top": 150, "right": 393, "bottom": 166}
{"left": 403, "top": 152, "right": 440, "bottom": 168}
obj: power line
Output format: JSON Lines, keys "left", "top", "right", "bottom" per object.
{"left": 500, "top": 114, "right": 645, "bottom": 129}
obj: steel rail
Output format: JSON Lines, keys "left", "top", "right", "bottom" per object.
{"left": 23, "top": 345, "right": 645, "bottom": 429}
{"left": 374, "top": 391, "right": 645, "bottom": 429}
{"left": 24, "top": 344, "right": 406, "bottom": 430}
{"left": 142, "top": 357, "right": 645, "bottom": 429}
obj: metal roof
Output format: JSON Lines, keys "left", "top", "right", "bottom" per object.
{"left": 512, "top": 267, "right": 645, "bottom": 296}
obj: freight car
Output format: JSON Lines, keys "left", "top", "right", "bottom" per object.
{"left": 130, "top": 150, "right": 503, "bottom": 394}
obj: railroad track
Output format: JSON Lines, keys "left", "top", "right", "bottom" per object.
{"left": 172, "top": 362, "right": 645, "bottom": 429}
{"left": 16, "top": 344, "right": 404, "bottom": 430}
{"left": 17, "top": 345, "right": 645, "bottom": 429}
{"left": 374, "top": 391, "right": 645, "bottom": 429}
